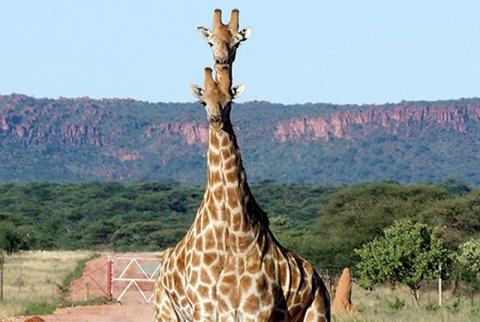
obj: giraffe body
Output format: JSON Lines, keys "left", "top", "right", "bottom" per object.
{"left": 212, "top": 126, "right": 330, "bottom": 322}
{"left": 155, "top": 126, "right": 330, "bottom": 322}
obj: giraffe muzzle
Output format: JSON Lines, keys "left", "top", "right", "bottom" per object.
{"left": 209, "top": 115, "right": 221, "bottom": 123}
{"left": 215, "top": 58, "right": 229, "bottom": 66}
{"left": 209, "top": 116, "right": 223, "bottom": 130}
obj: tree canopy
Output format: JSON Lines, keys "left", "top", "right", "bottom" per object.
{"left": 0, "top": 180, "right": 479, "bottom": 277}
{"left": 355, "top": 219, "right": 451, "bottom": 303}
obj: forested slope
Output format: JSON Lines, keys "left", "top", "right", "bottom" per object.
{"left": 1, "top": 94, "right": 480, "bottom": 184}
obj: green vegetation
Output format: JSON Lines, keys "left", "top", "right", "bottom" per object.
{"left": 1, "top": 181, "right": 478, "bottom": 273}
{"left": 23, "top": 296, "right": 110, "bottom": 317}
{"left": 457, "top": 239, "right": 480, "bottom": 301}
{"left": 458, "top": 239, "right": 480, "bottom": 276}
{"left": 356, "top": 220, "right": 451, "bottom": 304}
{"left": 306, "top": 181, "right": 479, "bottom": 272}
{"left": 0, "top": 181, "right": 340, "bottom": 252}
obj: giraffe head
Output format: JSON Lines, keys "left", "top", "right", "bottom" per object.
{"left": 191, "top": 66, "right": 245, "bottom": 131}
{"left": 197, "top": 9, "right": 253, "bottom": 66}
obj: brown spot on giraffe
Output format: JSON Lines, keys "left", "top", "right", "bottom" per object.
{"left": 243, "top": 294, "right": 260, "bottom": 313}
{"left": 203, "top": 251, "right": 216, "bottom": 266}
{"left": 224, "top": 157, "right": 236, "bottom": 170}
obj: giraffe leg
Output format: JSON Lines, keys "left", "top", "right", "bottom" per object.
{"left": 302, "top": 285, "right": 331, "bottom": 322}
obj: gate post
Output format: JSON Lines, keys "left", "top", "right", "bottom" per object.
{"left": 107, "top": 256, "right": 113, "bottom": 301}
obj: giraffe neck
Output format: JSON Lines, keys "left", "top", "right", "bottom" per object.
{"left": 202, "top": 126, "right": 227, "bottom": 222}
{"left": 212, "top": 122, "right": 269, "bottom": 253}
{"left": 206, "top": 127, "right": 223, "bottom": 194}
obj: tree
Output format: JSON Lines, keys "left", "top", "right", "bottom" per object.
{"left": 0, "top": 223, "right": 21, "bottom": 254}
{"left": 457, "top": 238, "right": 480, "bottom": 301}
{"left": 458, "top": 238, "right": 480, "bottom": 276}
{"left": 355, "top": 219, "right": 451, "bottom": 305}
{"left": 147, "top": 228, "right": 186, "bottom": 249}
{"left": 313, "top": 182, "right": 448, "bottom": 269}
{"left": 419, "top": 191, "right": 480, "bottom": 248}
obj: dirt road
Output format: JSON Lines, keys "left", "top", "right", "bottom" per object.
{"left": 4, "top": 303, "right": 154, "bottom": 322}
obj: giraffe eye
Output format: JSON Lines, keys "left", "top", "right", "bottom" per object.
{"left": 201, "top": 101, "right": 207, "bottom": 107}
{"left": 208, "top": 42, "right": 213, "bottom": 47}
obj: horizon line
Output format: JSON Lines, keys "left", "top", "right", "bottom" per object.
{"left": 1, "top": 91, "right": 479, "bottom": 107}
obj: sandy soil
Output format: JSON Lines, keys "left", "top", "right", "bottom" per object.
{"left": 3, "top": 303, "right": 154, "bottom": 322}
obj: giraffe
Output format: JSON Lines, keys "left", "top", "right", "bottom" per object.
{"left": 197, "top": 9, "right": 252, "bottom": 66}
{"left": 154, "top": 66, "right": 245, "bottom": 321}
{"left": 155, "top": 64, "right": 330, "bottom": 321}
{"left": 155, "top": 8, "right": 331, "bottom": 322}
{"left": 190, "top": 64, "right": 331, "bottom": 322}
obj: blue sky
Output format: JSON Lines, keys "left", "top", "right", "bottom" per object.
{"left": 0, "top": 1, "right": 479, "bottom": 104}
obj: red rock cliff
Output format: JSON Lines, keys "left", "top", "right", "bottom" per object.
{"left": 275, "top": 103, "right": 480, "bottom": 142}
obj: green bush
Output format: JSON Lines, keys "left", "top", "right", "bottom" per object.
{"left": 424, "top": 303, "right": 440, "bottom": 312}
{"left": 388, "top": 297, "right": 406, "bottom": 311}
{"left": 23, "top": 299, "right": 67, "bottom": 316}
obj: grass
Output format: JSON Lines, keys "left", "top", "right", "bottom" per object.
{"left": 0, "top": 250, "right": 93, "bottom": 319}
{"left": 334, "top": 284, "right": 480, "bottom": 322}
{"left": 23, "top": 296, "right": 110, "bottom": 316}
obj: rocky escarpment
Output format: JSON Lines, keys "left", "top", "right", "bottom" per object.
{"left": 0, "top": 115, "right": 103, "bottom": 146}
{"left": 141, "top": 101, "right": 480, "bottom": 145}
{"left": 145, "top": 122, "right": 208, "bottom": 145}
{"left": 0, "top": 94, "right": 105, "bottom": 147}
{"left": 1, "top": 93, "right": 480, "bottom": 183}
{"left": 275, "top": 103, "right": 480, "bottom": 142}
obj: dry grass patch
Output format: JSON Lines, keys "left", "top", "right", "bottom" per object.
{"left": 0, "top": 250, "right": 92, "bottom": 319}
{"left": 334, "top": 284, "right": 480, "bottom": 322}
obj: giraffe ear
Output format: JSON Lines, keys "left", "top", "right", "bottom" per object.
{"left": 197, "top": 26, "right": 212, "bottom": 41}
{"left": 232, "top": 84, "right": 246, "bottom": 99}
{"left": 233, "top": 26, "right": 253, "bottom": 45}
{"left": 190, "top": 84, "right": 204, "bottom": 99}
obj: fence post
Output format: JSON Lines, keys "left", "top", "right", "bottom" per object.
{"left": 107, "top": 256, "right": 113, "bottom": 301}
{"left": 438, "top": 263, "right": 442, "bottom": 306}
{"left": 85, "top": 282, "right": 90, "bottom": 301}
{"left": 0, "top": 251, "right": 4, "bottom": 301}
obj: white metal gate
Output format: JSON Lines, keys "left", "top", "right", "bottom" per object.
{"left": 110, "top": 256, "right": 162, "bottom": 303}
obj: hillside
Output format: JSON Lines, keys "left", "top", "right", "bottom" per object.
{"left": 1, "top": 94, "right": 479, "bottom": 184}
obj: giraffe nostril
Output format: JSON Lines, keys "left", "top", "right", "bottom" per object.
{"left": 209, "top": 116, "right": 221, "bottom": 123}
{"left": 215, "top": 59, "right": 228, "bottom": 65}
